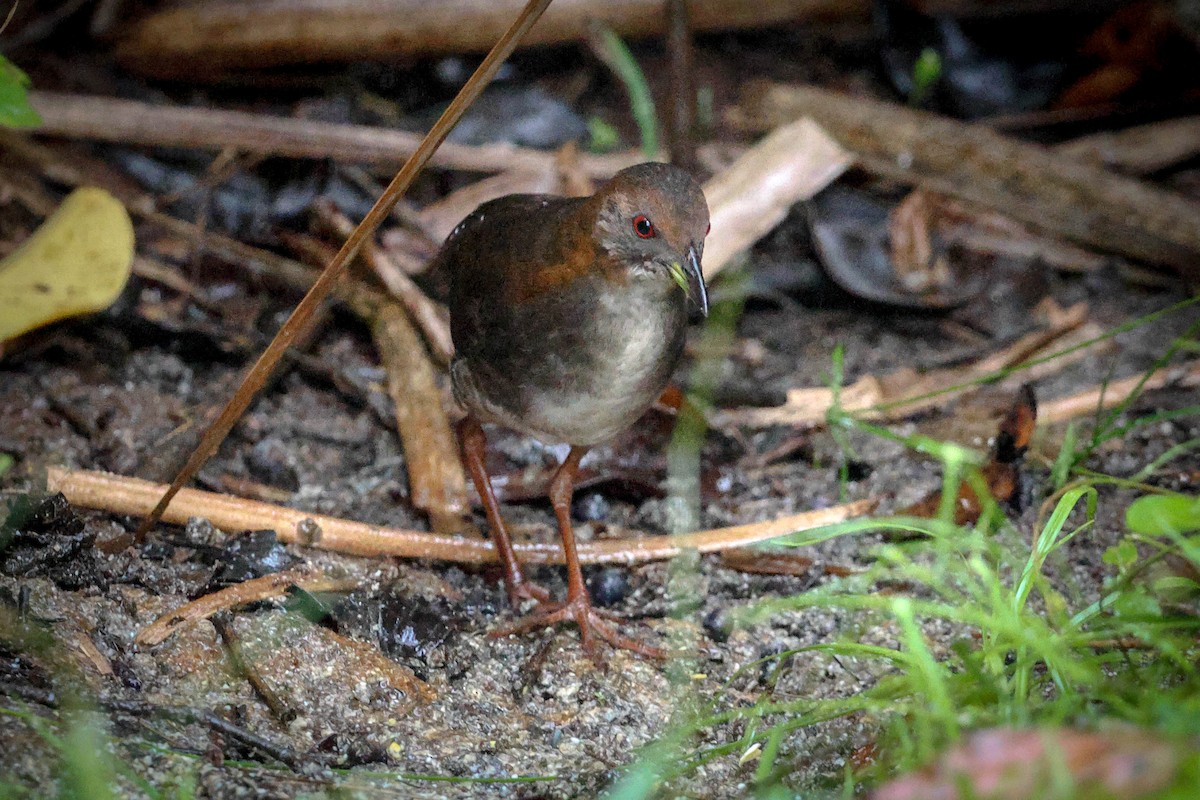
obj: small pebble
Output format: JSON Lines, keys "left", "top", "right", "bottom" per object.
{"left": 587, "top": 567, "right": 630, "bottom": 607}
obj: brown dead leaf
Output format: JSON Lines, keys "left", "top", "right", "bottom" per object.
{"left": 872, "top": 727, "right": 1182, "bottom": 800}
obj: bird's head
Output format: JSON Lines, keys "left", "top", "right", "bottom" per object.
{"left": 592, "top": 162, "right": 710, "bottom": 316}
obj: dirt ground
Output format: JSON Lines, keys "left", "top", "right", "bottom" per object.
{"left": 3, "top": 13, "right": 1200, "bottom": 799}
{"left": 3, "top": 244, "right": 1197, "bottom": 798}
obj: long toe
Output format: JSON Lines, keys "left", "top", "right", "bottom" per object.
{"left": 507, "top": 580, "right": 552, "bottom": 608}
{"left": 489, "top": 599, "right": 665, "bottom": 660}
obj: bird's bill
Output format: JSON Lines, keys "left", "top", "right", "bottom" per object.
{"left": 669, "top": 245, "right": 709, "bottom": 317}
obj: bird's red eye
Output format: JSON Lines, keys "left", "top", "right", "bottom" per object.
{"left": 633, "top": 214, "right": 655, "bottom": 239}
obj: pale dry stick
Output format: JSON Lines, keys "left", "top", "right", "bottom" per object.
{"left": 716, "top": 302, "right": 1088, "bottom": 429}
{"left": 47, "top": 466, "right": 875, "bottom": 567}
{"left": 275, "top": 229, "right": 466, "bottom": 530}
{"left": 370, "top": 303, "right": 468, "bottom": 532}
{"left": 30, "top": 91, "right": 642, "bottom": 179}
{"left": 1038, "top": 361, "right": 1200, "bottom": 425}
{"left": 135, "top": 568, "right": 359, "bottom": 647}
{"left": 1056, "top": 116, "right": 1200, "bottom": 175}
{"left": 134, "top": 0, "right": 557, "bottom": 539}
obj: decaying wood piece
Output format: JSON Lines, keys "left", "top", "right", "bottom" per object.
{"left": 1056, "top": 115, "right": 1200, "bottom": 176}
{"left": 29, "top": 91, "right": 642, "bottom": 178}
{"left": 116, "top": 0, "right": 866, "bottom": 79}
{"left": 741, "top": 83, "right": 1200, "bottom": 281}
{"left": 702, "top": 117, "right": 853, "bottom": 277}
{"left": 371, "top": 303, "right": 468, "bottom": 533}
{"left": 46, "top": 466, "right": 875, "bottom": 566}
{"left": 278, "top": 227, "right": 466, "bottom": 531}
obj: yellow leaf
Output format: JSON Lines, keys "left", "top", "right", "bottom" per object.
{"left": 0, "top": 187, "right": 135, "bottom": 344}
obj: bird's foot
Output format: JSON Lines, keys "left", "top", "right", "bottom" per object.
{"left": 490, "top": 596, "right": 666, "bottom": 660}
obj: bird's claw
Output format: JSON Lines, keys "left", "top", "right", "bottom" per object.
{"left": 506, "top": 579, "right": 553, "bottom": 607}
{"left": 490, "top": 596, "right": 666, "bottom": 660}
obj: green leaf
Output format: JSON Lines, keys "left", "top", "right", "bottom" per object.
{"left": 1126, "top": 494, "right": 1200, "bottom": 536}
{"left": 1102, "top": 539, "right": 1139, "bottom": 570}
{"left": 909, "top": 47, "right": 942, "bottom": 106}
{"left": 586, "top": 116, "right": 620, "bottom": 153}
{"left": 0, "top": 56, "right": 41, "bottom": 129}
{"left": 1049, "top": 422, "right": 1077, "bottom": 489}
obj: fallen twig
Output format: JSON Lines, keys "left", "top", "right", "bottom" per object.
{"left": 371, "top": 303, "right": 469, "bottom": 533}
{"left": 46, "top": 466, "right": 875, "bottom": 566}
{"left": 1038, "top": 361, "right": 1200, "bottom": 425}
{"left": 211, "top": 613, "right": 297, "bottom": 724}
{"left": 716, "top": 302, "right": 1088, "bottom": 429}
{"left": 665, "top": 0, "right": 697, "bottom": 172}
{"left": 134, "top": 568, "right": 359, "bottom": 647}
{"left": 307, "top": 200, "right": 466, "bottom": 531}
{"left": 0, "top": 681, "right": 312, "bottom": 771}
{"left": 1056, "top": 115, "right": 1200, "bottom": 175}
{"left": 740, "top": 83, "right": 1200, "bottom": 281}
{"left": 30, "top": 91, "right": 642, "bottom": 179}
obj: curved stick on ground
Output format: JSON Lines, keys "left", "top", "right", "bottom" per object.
{"left": 47, "top": 467, "right": 875, "bottom": 566}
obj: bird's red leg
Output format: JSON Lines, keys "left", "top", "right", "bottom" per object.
{"left": 457, "top": 416, "right": 550, "bottom": 606}
{"left": 491, "top": 445, "right": 665, "bottom": 659}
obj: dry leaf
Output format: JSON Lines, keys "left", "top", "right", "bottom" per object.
{"left": 0, "top": 187, "right": 134, "bottom": 344}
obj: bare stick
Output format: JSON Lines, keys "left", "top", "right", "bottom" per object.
{"left": 665, "top": 0, "right": 697, "bottom": 172}
{"left": 1039, "top": 361, "right": 1200, "bottom": 425}
{"left": 1056, "top": 115, "right": 1200, "bottom": 175}
{"left": 716, "top": 302, "right": 1088, "bottom": 428}
{"left": 212, "top": 613, "right": 297, "bottom": 723}
{"left": 30, "top": 91, "right": 642, "bottom": 178}
{"left": 134, "top": 0, "right": 557, "bottom": 538}
{"left": 47, "top": 467, "right": 875, "bottom": 566}
{"left": 371, "top": 303, "right": 468, "bottom": 532}
{"left": 134, "top": 568, "right": 358, "bottom": 647}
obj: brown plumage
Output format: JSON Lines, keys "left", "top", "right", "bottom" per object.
{"left": 440, "top": 162, "right": 710, "bottom": 657}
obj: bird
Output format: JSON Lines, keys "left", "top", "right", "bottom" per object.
{"left": 436, "top": 161, "right": 710, "bottom": 657}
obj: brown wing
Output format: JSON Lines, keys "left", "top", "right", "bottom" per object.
{"left": 441, "top": 193, "right": 593, "bottom": 364}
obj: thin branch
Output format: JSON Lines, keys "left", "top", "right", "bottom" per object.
{"left": 47, "top": 467, "right": 875, "bottom": 567}
{"left": 1039, "top": 361, "right": 1200, "bottom": 425}
{"left": 134, "top": 568, "right": 359, "bottom": 647}
{"left": 30, "top": 91, "right": 641, "bottom": 178}
{"left": 741, "top": 82, "right": 1200, "bottom": 280}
